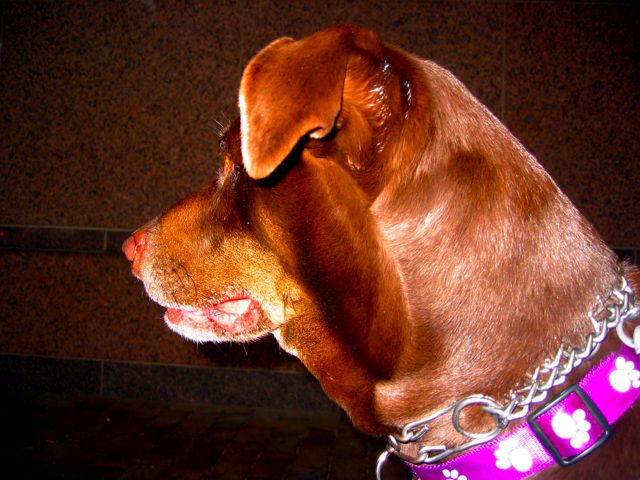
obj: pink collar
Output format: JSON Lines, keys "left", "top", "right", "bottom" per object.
{"left": 408, "top": 344, "right": 640, "bottom": 479}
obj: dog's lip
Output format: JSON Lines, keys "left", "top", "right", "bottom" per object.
{"left": 165, "top": 297, "right": 262, "bottom": 335}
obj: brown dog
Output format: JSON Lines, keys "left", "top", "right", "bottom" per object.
{"left": 123, "top": 26, "right": 639, "bottom": 478}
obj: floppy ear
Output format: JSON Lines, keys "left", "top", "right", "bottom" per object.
{"left": 238, "top": 26, "right": 381, "bottom": 179}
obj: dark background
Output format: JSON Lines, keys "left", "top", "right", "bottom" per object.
{"left": 1, "top": 0, "right": 638, "bottom": 409}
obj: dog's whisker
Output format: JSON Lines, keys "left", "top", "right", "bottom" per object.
{"left": 210, "top": 117, "right": 232, "bottom": 138}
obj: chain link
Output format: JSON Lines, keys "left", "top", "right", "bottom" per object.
{"left": 376, "top": 276, "right": 639, "bottom": 477}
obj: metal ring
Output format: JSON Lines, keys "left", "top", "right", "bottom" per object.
{"left": 451, "top": 396, "right": 505, "bottom": 439}
{"left": 397, "top": 425, "right": 428, "bottom": 443}
{"left": 375, "top": 450, "right": 390, "bottom": 480}
{"left": 616, "top": 321, "right": 636, "bottom": 350}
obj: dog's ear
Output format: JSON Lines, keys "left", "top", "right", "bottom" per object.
{"left": 239, "top": 26, "right": 382, "bottom": 179}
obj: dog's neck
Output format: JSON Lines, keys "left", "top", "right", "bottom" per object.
{"left": 274, "top": 159, "right": 415, "bottom": 430}
{"left": 278, "top": 57, "right": 623, "bottom": 437}
{"left": 370, "top": 61, "right": 622, "bottom": 435}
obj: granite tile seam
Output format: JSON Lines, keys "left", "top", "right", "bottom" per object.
{"left": 0, "top": 224, "right": 132, "bottom": 253}
{"left": 1, "top": 224, "right": 638, "bottom": 263}
{"left": 0, "top": 351, "right": 316, "bottom": 376}
{"left": 0, "top": 223, "right": 133, "bottom": 232}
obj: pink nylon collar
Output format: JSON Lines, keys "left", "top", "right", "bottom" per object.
{"left": 408, "top": 344, "right": 640, "bottom": 479}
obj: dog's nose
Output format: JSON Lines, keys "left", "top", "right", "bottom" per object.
{"left": 122, "top": 235, "right": 137, "bottom": 262}
{"left": 122, "top": 229, "right": 147, "bottom": 275}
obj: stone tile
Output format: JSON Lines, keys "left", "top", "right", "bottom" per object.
{"left": 145, "top": 407, "right": 190, "bottom": 430}
{"left": 299, "top": 427, "right": 337, "bottom": 447}
{"left": 211, "top": 461, "right": 252, "bottom": 480}
{"left": 176, "top": 440, "right": 226, "bottom": 474}
{"left": 174, "top": 410, "right": 221, "bottom": 436}
{"left": 292, "top": 445, "right": 332, "bottom": 470}
{"left": 212, "top": 410, "right": 253, "bottom": 430}
{"left": 236, "top": 425, "right": 272, "bottom": 443}
{"left": 264, "top": 432, "right": 300, "bottom": 456}
{"left": 286, "top": 471, "right": 327, "bottom": 480}
{"left": 505, "top": 2, "right": 640, "bottom": 247}
{"left": 102, "top": 361, "right": 337, "bottom": 411}
{"left": 119, "top": 461, "right": 174, "bottom": 480}
{"left": 1, "top": 0, "right": 241, "bottom": 229}
{"left": 250, "top": 451, "right": 297, "bottom": 477}
{"left": 221, "top": 440, "right": 263, "bottom": 463}
{"left": 284, "top": 410, "right": 342, "bottom": 431}
{"left": 333, "top": 434, "right": 368, "bottom": 458}
{"left": 20, "top": 462, "right": 91, "bottom": 480}
{"left": 286, "top": 468, "right": 327, "bottom": 480}
{"left": 328, "top": 456, "right": 370, "bottom": 480}
{"left": 0, "top": 354, "right": 101, "bottom": 396}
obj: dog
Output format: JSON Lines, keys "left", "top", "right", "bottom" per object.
{"left": 123, "top": 25, "right": 639, "bottom": 479}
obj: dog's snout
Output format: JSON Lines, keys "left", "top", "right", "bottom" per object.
{"left": 122, "top": 229, "right": 147, "bottom": 274}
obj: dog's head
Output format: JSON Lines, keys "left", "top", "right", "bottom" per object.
{"left": 123, "top": 26, "right": 412, "bottom": 352}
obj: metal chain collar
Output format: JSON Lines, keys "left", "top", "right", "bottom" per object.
{"left": 376, "top": 276, "right": 640, "bottom": 478}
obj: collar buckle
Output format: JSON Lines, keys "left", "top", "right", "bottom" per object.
{"left": 528, "top": 384, "right": 612, "bottom": 467}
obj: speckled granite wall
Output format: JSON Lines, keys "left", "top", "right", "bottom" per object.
{"left": 1, "top": 1, "right": 638, "bottom": 405}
